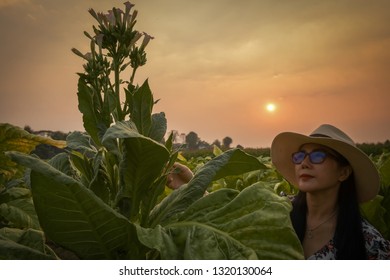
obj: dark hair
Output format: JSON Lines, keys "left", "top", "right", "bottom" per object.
{"left": 333, "top": 175, "right": 367, "bottom": 259}
{"left": 290, "top": 165, "right": 367, "bottom": 259}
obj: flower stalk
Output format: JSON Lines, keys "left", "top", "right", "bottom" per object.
{"left": 73, "top": 1, "right": 153, "bottom": 134}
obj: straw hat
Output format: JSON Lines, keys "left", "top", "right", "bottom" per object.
{"left": 271, "top": 124, "right": 380, "bottom": 202}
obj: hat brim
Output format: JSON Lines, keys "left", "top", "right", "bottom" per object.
{"left": 271, "top": 132, "right": 380, "bottom": 202}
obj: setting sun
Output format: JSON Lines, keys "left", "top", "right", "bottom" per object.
{"left": 266, "top": 103, "right": 276, "bottom": 112}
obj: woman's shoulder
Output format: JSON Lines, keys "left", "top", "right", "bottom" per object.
{"left": 362, "top": 219, "right": 390, "bottom": 260}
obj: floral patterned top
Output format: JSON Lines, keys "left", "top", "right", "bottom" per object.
{"left": 307, "top": 219, "right": 390, "bottom": 260}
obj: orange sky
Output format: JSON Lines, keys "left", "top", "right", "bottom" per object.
{"left": 1, "top": 0, "right": 390, "bottom": 148}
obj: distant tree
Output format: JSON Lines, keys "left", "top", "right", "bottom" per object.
{"left": 51, "top": 131, "right": 68, "bottom": 140}
{"left": 198, "top": 140, "right": 211, "bottom": 150}
{"left": 186, "top": 131, "right": 199, "bottom": 150}
{"left": 212, "top": 139, "right": 221, "bottom": 148}
{"left": 24, "top": 125, "right": 34, "bottom": 133}
{"left": 33, "top": 144, "right": 64, "bottom": 160}
{"left": 357, "top": 142, "right": 388, "bottom": 156}
{"left": 222, "top": 136, "right": 233, "bottom": 149}
{"left": 385, "top": 140, "right": 390, "bottom": 153}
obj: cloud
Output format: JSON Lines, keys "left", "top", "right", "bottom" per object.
{"left": 141, "top": 0, "right": 390, "bottom": 87}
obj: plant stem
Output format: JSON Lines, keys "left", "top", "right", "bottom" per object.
{"left": 114, "top": 58, "right": 123, "bottom": 121}
{"left": 130, "top": 67, "right": 137, "bottom": 85}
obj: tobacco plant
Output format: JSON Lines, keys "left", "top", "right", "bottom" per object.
{"left": 4, "top": 2, "right": 304, "bottom": 259}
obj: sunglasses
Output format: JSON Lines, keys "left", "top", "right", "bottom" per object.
{"left": 291, "top": 150, "right": 334, "bottom": 164}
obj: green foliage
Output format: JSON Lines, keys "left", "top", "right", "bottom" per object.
{"left": 377, "top": 153, "right": 390, "bottom": 187}
{"left": 101, "top": 120, "right": 170, "bottom": 223}
{"left": 361, "top": 153, "right": 390, "bottom": 239}
{"left": 7, "top": 151, "right": 146, "bottom": 259}
{"left": 358, "top": 141, "right": 390, "bottom": 156}
{"left": 7, "top": 147, "right": 303, "bottom": 260}
{"left": 0, "top": 228, "right": 57, "bottom": 260}
{"left": 138, "top": 183, "right": 303, "bottom": 259}
{"left": 0, "top": 123, "right": 66, "bottom": 259}
{"left": 0, "top": 123, "right": 65, "bottom": 186}
{"left": 148, "top": 149, "right": 267, "bottom": 226}
{"left": 0, "top": 187, "right": 39, "bottom": 230}
{"left": 140, "top": 149, "right": 303, "bottom": 259}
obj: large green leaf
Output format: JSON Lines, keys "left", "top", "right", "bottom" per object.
{"left": 6, "top": 151, "right": 144, "bottom": 259}
{"left": 88, "top": 150, "right": 112, "bottom": 204}
{"left": 48, "top": 152, "right": 73, "bottom": 176}
{"left": 66, "top": 131, "right": 97, "bottom": 155}
{"left": 148, "top": 148, "right": 267, "bottom": 227}
{"left": 0, "top": 186, "right": 31, "bottom": 203}
{"left": 149, "top": 112, "right": 167, "bottom": 142}
{"left": 0, "top": 228, "right": 57, "bottom": 260}
{"left": 0, "top": 123, "right": 65, "bottom": 184}
{"left": 77, "top": 78, "right": 108, "bottom": 146}
{"left": 213, "top": 149, "right": 268, "bottom": 180}
{"left": 0, "top": 187, "right": 40, "bottom": 230}
{"left": 366, "top": 153, "right": 390, "bottom": 239}
{"left": 361, "top": 196, "right": 388, "bottom": 238}
{"left": 67, "top": 132, "right": 117, "bottom": 205}
{"left": 0, "top": 197, "right": 40, "bottom": 230}
{"left": 127, "top": 79, "right": 153, "bottom": 136}
{"left": 102, "top": 121, "right": 170, "bottom": 221}
{"left": 66, "top": 134, "right": 112, "bottom": 201}
{"left": 137, "top": 183, "right": 304, "bottom": 259}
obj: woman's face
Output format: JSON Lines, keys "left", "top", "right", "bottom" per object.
{"left": 293, "top": 143, "right": 352, "bottom": 193}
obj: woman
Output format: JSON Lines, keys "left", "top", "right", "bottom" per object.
{"left": 271, "top": 124, "right": 390, "bottom": 259}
